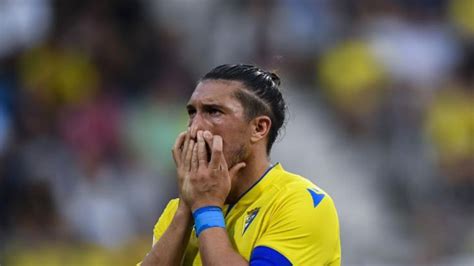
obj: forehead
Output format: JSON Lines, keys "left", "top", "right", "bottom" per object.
{"left": 188, "top": 79, "right": 244, "bottom": 105}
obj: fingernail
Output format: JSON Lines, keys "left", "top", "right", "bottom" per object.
{"left": 197, "top": 130, "right": 203, "bottom": 139}
{"left": 203, "top": 131, "right": 212, "bottom": 139}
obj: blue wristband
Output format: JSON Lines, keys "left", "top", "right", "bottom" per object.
{"left": 193, "top": 206, "right": 226, "bottom": 237}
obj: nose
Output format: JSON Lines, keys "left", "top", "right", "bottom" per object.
{"left": 189, "top": 112, "right": 209, "bottom": 139}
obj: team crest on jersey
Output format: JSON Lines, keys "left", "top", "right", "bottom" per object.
{"left": 242, "top": 207, "right": 260, "bottom": 235}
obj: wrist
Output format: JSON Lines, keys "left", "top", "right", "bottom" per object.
{"left": 191, "top": 200, "right": 224, "bottom": 213}
{"left": 173, "top": 200, "right": 193, "bottom": 228}
{"left": 192, "top": 206, "right": 226, "bottom": 237}
{"left": 177, "top": 199, "right": 191, "bottom": 213}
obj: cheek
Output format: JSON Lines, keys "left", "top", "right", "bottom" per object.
{"left": 222, "top": 125, "right": 250, "bottom": 154}
{"left": 209, "top": 117, "right": 250, "bottom": 150}
{"left": 221, "top": 123, "right": 247, "bottom": 142}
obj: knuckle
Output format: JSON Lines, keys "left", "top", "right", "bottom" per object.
{"left": 190, "top": 175, "right": 199, "bottom": 183}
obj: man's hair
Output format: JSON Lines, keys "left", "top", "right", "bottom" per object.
{"left": 201, "top": 64, "right": 287, "bottom": 154}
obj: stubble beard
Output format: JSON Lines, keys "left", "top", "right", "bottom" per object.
{"left": 220, "top": 138, "right": 251, "bottom": 204}
{"left": 226, "top": 143, "right": 249, "bottom": 170}
{"left": 224, "top": 144, "right": 249, "bottom": 204}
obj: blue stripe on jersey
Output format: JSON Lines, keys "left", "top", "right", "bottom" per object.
{"left": 250, "top": 246, "right": 292, "bottom": 266}
{"left": 307, "top": 188, "right": 325, "bottom": 208}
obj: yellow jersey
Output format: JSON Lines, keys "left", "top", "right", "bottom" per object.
{"left": 152, "top": 163, "right": 341, "bottom": 265}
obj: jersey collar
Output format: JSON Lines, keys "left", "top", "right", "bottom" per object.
{"left": 225, "top": 162, "right": 283, "bottom": 216}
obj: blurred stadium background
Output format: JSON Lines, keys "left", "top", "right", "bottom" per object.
{"left": 0, "top": 0, "right": 472, "bottom": 265}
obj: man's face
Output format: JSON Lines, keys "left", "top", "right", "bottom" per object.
{"left": 186, "top": 79, "right": 251, "bottom": 167}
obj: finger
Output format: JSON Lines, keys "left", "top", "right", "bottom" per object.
{"left": 172, "top": 131, "right": 187, "bottom": 165}
{"left": 190, "top": 126, "right": 198, "bottom": 140}
{"left": 197, "top": 131, "right": 208, "bottom": 168}
{"left": 203, "top": 130, "right": 213, "bottom": 146}
{"left": 191, "top": 142, "right": 198, "bottom": 172}
{"left": 181, "top": 129, "right": 191, "bottom": 163}
{"left": 183, "top": 139, "right": 195, "bottom": 172}
{"left": 220, "top": 151, "right": 228, "bottom": 171}
{"left": 229, "top": 162, "right": 246, "bottom": 177}
{"left": 209, "top": 135, "right": 223, "bottom": 170}
{"left": 203, "top": 131, "right": 213, "bottom": 162}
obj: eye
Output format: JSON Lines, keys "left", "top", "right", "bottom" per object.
{"left": 187, "top": 108, "right": 196, "bottom": 118}
{"left": 207, "top": 108, "right": 222, "bottom": 116}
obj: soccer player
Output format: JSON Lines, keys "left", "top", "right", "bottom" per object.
{"left": 141, "top": 64, "right": 341, "bottom": 265}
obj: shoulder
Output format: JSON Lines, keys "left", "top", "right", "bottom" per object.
{"left": 255, "top": 169, "right": 341, "bottom": 265}
{"left": 273, "top": 169, "right": 336, "bottom": 213}
{"left": 267, "top": 169, "right": 339, "bottom": 236}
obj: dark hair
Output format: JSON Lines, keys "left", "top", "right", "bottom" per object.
{"left": 201, "top": 64, "right": 287, "bottom": 153}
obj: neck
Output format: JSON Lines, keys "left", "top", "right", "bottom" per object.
{"left": 226, "top": 149, "right": 270, "bottom": 204}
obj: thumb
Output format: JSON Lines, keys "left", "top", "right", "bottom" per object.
{"left": 229, "top": 162, "right": 246, "bottom": 177}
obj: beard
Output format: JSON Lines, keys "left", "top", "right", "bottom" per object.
{"left": 204, "top": 137, "right": 249, "bottom": 168}
{"left": 221, "top": 141, "right": 251, "bottom": 204}
{"left": 225, "top": 142, "right": 249, "bottom": 169}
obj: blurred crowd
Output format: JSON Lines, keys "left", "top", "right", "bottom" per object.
{"left": 0, "top": 0, "right": 472, "bottom": 265}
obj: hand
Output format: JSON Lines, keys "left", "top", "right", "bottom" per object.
{"left": 171, "top": 129, "right": 194, "bottom": 213}
{"left": 181, "top": 130, "right": 246, "bottom": 211}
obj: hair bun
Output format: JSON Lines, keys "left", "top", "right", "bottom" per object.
{"left": 269, "top": 72, "right": 281, "bottom": 86}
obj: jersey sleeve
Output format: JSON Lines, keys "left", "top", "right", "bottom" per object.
{"left": 152, "top": 198, "right": 180, "bottom": 245}
{"left": 252, "top": 187, "right": 341, "bottom": 265}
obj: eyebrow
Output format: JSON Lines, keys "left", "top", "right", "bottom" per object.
{"left": 186, "top": 103, "right": 226, "bottom": 111}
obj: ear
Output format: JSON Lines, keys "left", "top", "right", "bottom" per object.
{"left": 250, "top": 116, "right": 272, "bottom": 144}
